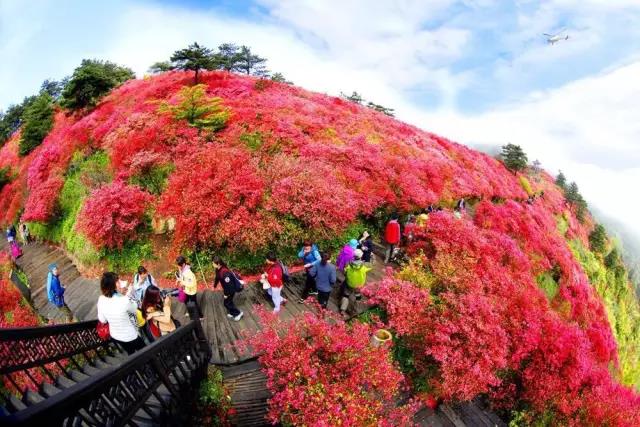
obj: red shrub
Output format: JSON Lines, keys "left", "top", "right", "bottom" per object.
{"left": 247, "top": 306, "right": 415, "bottom": 426}
{"left": 77, "top": 181, "right": 152, "bottom": 249}
{"left": 365, "top": 212, "right": 639, "bottom": 425}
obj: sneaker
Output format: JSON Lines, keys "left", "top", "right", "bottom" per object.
{"left": 226, "top": 313, "right": 234, "bottom": 318}
{"left": 281, "top": 298, "right": 288, "bottom": 305}
{"left": 309, "top": 291, "right": 318, "bottom": 296}
{"left": 297, "top": 298, "right": 305, "bottom": 304}
{"left": 233, "top": 311, "right": 244, "bottom": 321}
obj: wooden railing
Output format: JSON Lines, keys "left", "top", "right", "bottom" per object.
{"left": 1, "top": 302, "right": 212, "bottom": 426}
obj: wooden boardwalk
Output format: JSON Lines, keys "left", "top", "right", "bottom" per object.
{"left": 5, "top": 241, "right": 506, "bottom": 426}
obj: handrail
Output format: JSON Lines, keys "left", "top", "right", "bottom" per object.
{"left": 5, "top": 320, "right": 208, "bottom": 425}
{"left": 0, "top": 320, "right": 101, "bottom": 375}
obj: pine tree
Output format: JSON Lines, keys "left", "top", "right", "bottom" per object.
{"left": 341, "top": 91, "right": 364, "bottom": 104}
{"left": 565, "top": 182, "right": 580, "bottom": 204}
{"left": 19, "top": 93, "right": 54, "bottom": 156}
{"left": 500, "top": 143, "right": 528, "bottom": 173}
{"left": 148, "top": 61, "right": 174, "bottom": 74}
{"left": 589, "top": 224, "right": 608, "bottom": 254}
{"left": 213, "top": 43, "right": 241, "bottom": 71}
{"left": 61, "top": 59, "right": 134, "bottom": 109}
{"left": 270, "top": 72, "right": 292, "bottom": 84}
{"left": 366, "top": 101, "right": 395, "bottom": 117}
{"left": 234, "top": 45, "right": 269, "bottom": 76}
{"left": 158, "top": 84, "right": 229, "bottom": 132}
{"left": 170, "top": 42, "right": 216, "bottom": 84}
{"left": 555, "top": 171, "right": 567, "bottom": 191}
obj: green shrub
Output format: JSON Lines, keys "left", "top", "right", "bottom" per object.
{"left": 536, "top": 272, "right": 559, "bottom": 301}
{"left": 129, "top": 163, "right": 174, "bottom": 195}
{"left": 102, "top": 239, "right": 154, "bottom": 273}
{"left": 192, "top": 366, "right": 231, "bottom": 426}
{"left": 239, "top": 131, "right": 264, "bottom": 151}
{"left": 0, "top": 166, "right": 12, "bottom": 190}
{"left": 569, "top": 240, "right": 640, "bottom": 389}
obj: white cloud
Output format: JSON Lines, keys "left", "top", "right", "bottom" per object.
{"left": 404, "top": 59, "right": 640, "bottom": 235}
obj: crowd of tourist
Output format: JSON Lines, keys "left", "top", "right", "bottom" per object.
{"left": 8, "top": 203, "right": 465, "bottom": 355}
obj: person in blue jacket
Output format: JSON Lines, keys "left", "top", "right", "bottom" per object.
{"left": 310, "top": 252, "right": 337, "bottom": 309}
{"left": 298, "top": 240, "right": 321, "bottom": 303}
{"left": 47, "top": 263, "right": 73, "bottom": 321}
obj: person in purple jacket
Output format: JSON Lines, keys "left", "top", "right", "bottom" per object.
{"left": 336, "top": 239, "right": 358, "bottom": 272}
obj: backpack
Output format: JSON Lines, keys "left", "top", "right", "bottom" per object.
{"left": 278, "top": 261, "right": 291, "bottom": 284}
{"left": 230, "top": 270, "right": 245, "bottom": 292}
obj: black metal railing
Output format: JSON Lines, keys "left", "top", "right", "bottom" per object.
{"left": 1, "top": 302, "right": 212, "bottom": 426}
{"left": 0, "top": 319, "right": 119, "bottom": 399}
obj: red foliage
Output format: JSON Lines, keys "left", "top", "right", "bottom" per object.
{"left": 77, "top": 181, "right": 152, "bottom": 249}
{"left": 246, "top": 306, "right": 416, "bottom": 426}
{"left": 365, "top": 212, "right": 640, "bottom": 425}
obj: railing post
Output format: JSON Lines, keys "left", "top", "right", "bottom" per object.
{"left": 186, "top": 301, "right": 212, "bottom": 361}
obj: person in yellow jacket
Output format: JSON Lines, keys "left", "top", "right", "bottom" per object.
{"left": 176, "top": 256, "right": 204, "bottom": 319}
{"left": 340, "top": 249, "right": 372, "bottom": 317}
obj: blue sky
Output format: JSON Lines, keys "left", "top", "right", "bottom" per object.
{"left": 1, "top": 0, "right": 640, "bottom": 243}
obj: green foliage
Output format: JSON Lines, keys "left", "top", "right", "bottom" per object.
{"left": 341, "top": 91, "right": 364, "bottom": 104}
{"left": 366, "top": 101, "right": 395, "bottom": 117}
{"left": 392, "top": 336, "right": 435, "bottom": 394}
{"left": 239, "top": 131, "right": 264, "bottom": 151}
{"left": 193, "top": 366, "right": 231, "bottom": 426}
{"left": 536, "top": 272, "right": 559, "bottom": 301}
{"left": 0, "top": 96, "right": 35, "bottom": 145}
{"left": 0, "top": 166, "right": 11, "bottom": 190}
{"left": 170, "top": 42, "right": 216, "bottom": 84}
{"left": 61, "top": 59, "right": 134, "bottom": 110}
{"left": 40, "top": 79, "right": 66, "bottom": 101}
{"left": 569, "top": 240, "right": 640, "bottom": 389}
{"left": 101, "top": 240, "right": 154, "bottom": 273}
{"left": 148, "top": 61, "right": 174, "bottom": 74}
{"left": 270, "top": 72, "right": 292, "bottom": 84}
{"left": 589, "top": 224, "right": 608, "bottom": 254}
{"left": 500, "top": 143, "right": 528, "bottom": 173}
{"left": 555, "top": 171, "right": 567, "bottom": 191}
{"left": 518, "top": 175, "right": 534, "bottom": 196}
{"left": 158, "top": 84, "right": 229, "bottom": 132}
{"left": 28, "top": 151, "right": 111, "bottom": 265}
{"left": 234, "top": 45, "right": 269, "bottom": 76}
{"left": 129, "top": 163, "right": 174, "bottom": 195}
{"left": 19, "top": 93, "right": 54, "bottom": 156}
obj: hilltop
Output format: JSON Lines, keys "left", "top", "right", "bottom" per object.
{"left": 0, "top": 70, "right": 639, "bottom": 424}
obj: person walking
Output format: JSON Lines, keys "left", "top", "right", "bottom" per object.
{"left": 132, "top": 266, "right": 157, "bottom": 308}
{"left": 175, "top": 256, "right": 203, "bottom": 319}
{"left": 141, "top": 287, "right": 176, "bottom": 338}
{"left": 310, "top": 252, "right": 337, "bottom": 309}
{"left": 263, "top": 253, "right": 285, "bottom": 313}
{"left": 384, "top": 214, "right": 401, "bottom": 263}
{"left": 97, "top": 272, "right": 145, "bottom": 355}
{"left": 403, "top": 215, "right": 417, "bottom": 246}
{"left": 336, "top": 239, "right": 358, "bottom": 272}
{"left": 47, "top": 263, "right": 73, "bottom": 322}
{"left": 19, "top": 223, "right": 29, "bottom": 245}
{"left": 6, "top": 225, "right": 16, "bottom": 243}
{"left": 213, "top": 256, "right": 244, "bottom": 321}
{"left": 340, "top": 249, "right": 372, "bottom": 317}
{"left": 297, "top": 240, "right": 321, "bottom": 303}
{"left": 357, "top": 231, "right": 374, "bottom": 264}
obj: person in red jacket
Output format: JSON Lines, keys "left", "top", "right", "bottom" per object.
{"left": 262, "top": 253, "right": 286, "bottom": 313}
{"left": 384, "top": 213, "right": 401, "bottom": 263}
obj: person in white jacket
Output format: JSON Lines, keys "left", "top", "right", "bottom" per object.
{"left": 97, "top": 272, "right": 145, "bottom": 355}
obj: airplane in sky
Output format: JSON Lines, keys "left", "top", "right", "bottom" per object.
{"left": 544, "top": 31, "right": 569, "bottom": 45}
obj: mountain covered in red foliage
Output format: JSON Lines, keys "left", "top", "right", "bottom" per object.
{"left": 0, "top": 71, "right": 638, "bottom": 424}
